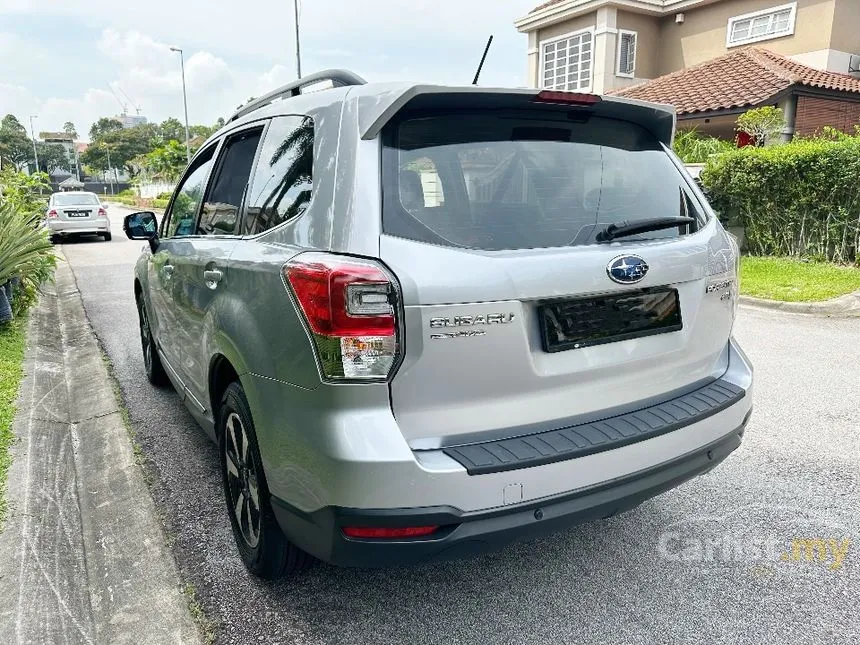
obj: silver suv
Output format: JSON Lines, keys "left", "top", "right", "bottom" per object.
{"left": 124, "top": 70, "right": 753, "bottom": 579}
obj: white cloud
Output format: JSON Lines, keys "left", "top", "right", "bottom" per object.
{"left": 1, "top": 1, "right": 536, "bottom": 138}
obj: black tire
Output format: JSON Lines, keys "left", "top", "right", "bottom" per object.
{"left": 102, "top": 232, "right": 112, "bottom": 241}
{"left": 136, "top": 294, "right": 168, "bottom": 386}
{"left": 219, "top": 382, "right": 312, "bottom": 579}
{"left": 49, "top": 234, "right": 59, "bottom": 245}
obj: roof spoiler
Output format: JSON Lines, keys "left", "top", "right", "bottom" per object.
{"left": 358, "top": 86, "right": 676, "bottom": 146}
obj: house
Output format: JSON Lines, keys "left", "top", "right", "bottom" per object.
{"left": 39, "top": 131, "right": 81, "bottom": 176}
{"left": 610, "top": 46, "right": 860, "bottom": 139}
{"left": 513, "top": 0, "right": 860, "bottom": 94}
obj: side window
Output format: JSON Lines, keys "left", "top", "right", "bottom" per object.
{"left": 165, "top": 147, "right": 215, "bottom": 238}
{"left": 197, "top": 128, "right": 263, "bottom": 236}
{"left": 242, "top": 116, "right": 313, "bottom": 236}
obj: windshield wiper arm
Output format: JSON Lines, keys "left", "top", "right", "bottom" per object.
{"left": 596, "top": 216, "right": 695, "bottom": 243}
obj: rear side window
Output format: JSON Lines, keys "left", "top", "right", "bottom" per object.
{"left": 242, "top": 116, "right": 314, "bottom": 236}
{"left": 382, "top": 114, "right": 706, "bottom": 251}
{"left": 198, "top": 128, "right": 263, "bottom": 236}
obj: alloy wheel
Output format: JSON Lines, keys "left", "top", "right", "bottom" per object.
{"left": 224, "top": 412, "right": 261, "bottom": 548}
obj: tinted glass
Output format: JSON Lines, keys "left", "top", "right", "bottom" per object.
{"left": 165, "top": 147, "right": 215, "bottom": 238}
{"left": 54, "top": 193, "right": 99, "bottom": 206}
{"left": 243, "top": 116, "right": 313, "bottom": 236}
{"left": 198, "top": 129, "right": 262, "bottom": 236}
{"left": 383, "top": 114, "right": 706, "bottom": 251}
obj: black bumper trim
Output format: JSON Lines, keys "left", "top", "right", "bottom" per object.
{"left": 271, "top": 425, "right": 746, "bottom": 568}
{"left": 444, "top": 378, "right": 745, "bottom": 475}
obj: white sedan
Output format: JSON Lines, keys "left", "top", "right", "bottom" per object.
{"left": 46, "top": 191, "right": 112, "bottom": 242}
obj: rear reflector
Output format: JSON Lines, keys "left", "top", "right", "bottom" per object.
{"left": 534, "top": 90, "right": 601, "bottom": 106}
{"left": 342, "top": 526, "right": 439, "bottom": 539}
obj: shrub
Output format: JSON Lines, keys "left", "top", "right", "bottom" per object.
{"left": 152, "top": 198, "right": 170, "bottom": 209}
{"left": 673, "top": 129, "right": 734, "bottom": 163}
{"left": 702, "top": 136, "right": 860, "bottom": 263}
{"left": 156, "top": 191, "right": 173, "bottom": 201}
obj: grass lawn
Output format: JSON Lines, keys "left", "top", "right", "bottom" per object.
{"left": 0, "top": 316, "right": 27, "bottom": 526}
{"left": 740, "top": 257, "right": 860, "bottom": 302}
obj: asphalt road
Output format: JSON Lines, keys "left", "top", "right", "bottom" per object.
{"left": 62, "top": 204, "right": 860, "bottom": 645}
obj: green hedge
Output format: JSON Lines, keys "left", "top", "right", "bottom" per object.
{"left": 702, "top": 137, "right": 860, "bottom": 263}
{"left": 152, "top": 198, "right": 170, "bottom": 209}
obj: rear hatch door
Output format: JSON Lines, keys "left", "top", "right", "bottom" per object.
{"left": 379, "top": 105, "right": 737, "bottom": 449}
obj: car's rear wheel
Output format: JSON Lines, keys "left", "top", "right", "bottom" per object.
{"left": 219, "top": 382, "right": 312, "bottom": 579}
{"left": 136, "top": 294, "right": 168, "bottom": 386}
{"left": 49, "top": 234, "right": 59, "bottom": 245}
{"left": 102, "top": 232, "right": 112, "bottom": 241}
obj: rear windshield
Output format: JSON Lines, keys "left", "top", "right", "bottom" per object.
{"left": 53, "top": 193, "right": 100, "bottom": 206}
{"left": 382, "top": 113, "right": 706, "bottom": 251}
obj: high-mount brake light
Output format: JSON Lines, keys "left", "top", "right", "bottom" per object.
{"left": 284, "top": 253, "right": 400, "bottom": 381}
{"left": 534, "top": 90, "right": 601, "bottom": 106}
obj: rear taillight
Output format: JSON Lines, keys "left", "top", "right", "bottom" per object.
{"left": 342, "top": 526, "right": 439, "bottom": 539}
{"left": 284, "top": 253, "right": 401, "bottom": 381}
{"left": 98, "top": 208, "right": 107, "bottom": 217}
{"left": 47, "top": 209, "right": 58, "bottom": 218}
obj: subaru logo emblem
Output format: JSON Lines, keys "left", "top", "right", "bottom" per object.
{"left": 607, "top": 255, "right": 649, "bottom": 284}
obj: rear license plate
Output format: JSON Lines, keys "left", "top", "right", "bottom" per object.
{"left": 539, "top": 287, "right": 682, "bottom": 353}
{"left": 67, "top": 211, "right": 90, "bottom": 218}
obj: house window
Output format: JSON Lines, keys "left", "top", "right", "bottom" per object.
{"left": 727, "top": 2, "right": 796, "bottom": 47}
{"left": 617, "top": 30, "right": 637, "bottom": 77}
{"left": 541, "top": 30, "right": 593, "bottom": 91}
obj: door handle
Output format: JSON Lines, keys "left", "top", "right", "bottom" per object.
{"left": 162, "top": 264, "right": 174, "bottom": 277}
{"left": 204, "top": 269, "right": 223, "bottom": 289}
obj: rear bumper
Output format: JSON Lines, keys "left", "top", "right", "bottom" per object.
{"left": 272, "top": 423, "right": 747, "bottom": 567}
{"left": 47, "top": 220, "right": 110, "bottom": 234}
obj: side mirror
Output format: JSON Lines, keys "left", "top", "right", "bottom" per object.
{"left": 123, "top": 211, "right": 159, "bottom": 251}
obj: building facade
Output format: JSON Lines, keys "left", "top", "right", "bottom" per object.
{"left": 515, "top": 0, "right": 860, "bottom": 95}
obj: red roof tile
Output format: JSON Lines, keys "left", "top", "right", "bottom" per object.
{"left": 610, "top": 48, "right": 860, "bottom": 115}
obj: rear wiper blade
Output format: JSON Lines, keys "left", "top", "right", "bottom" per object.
{"left": 596, "top": 216, "right": 695, "bottom": 243}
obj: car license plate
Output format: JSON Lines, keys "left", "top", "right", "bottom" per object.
{"left": 67, "top": 211, "right": 90, "bottom": 218}
{"left": 538, "top": 287, "right": 683, "bottom": 352}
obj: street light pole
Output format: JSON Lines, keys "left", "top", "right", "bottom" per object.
{"left": 170, "top": 46, "right": 191, "bottom": 163}
{"left": 29, "top": 115, "right": 39, "bottom": 173}
{"left": 105, "top": 145, "right": 114, "bottom": 195}
{"left": 293, "top": 0, "right": 302, "bottom": 78}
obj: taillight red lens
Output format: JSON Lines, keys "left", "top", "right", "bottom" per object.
{"left": 342, "top": 526, "right": 439, "bottom": 539}
{"left": 534, "top": 90, "right": 601, "bottom": 105}
{"left": 284, "top": 253, "right": 400, "bottom": 381}
{"left": 47, "top": 209, "right": 58, "bottom": 218}
{"left": 98, "top": 208, "right": 107, "bottom": 217}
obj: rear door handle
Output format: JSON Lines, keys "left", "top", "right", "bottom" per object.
{"left": 204, "top": 269, "right": 223, "bottom": 289}
{"left": 162, "top": 264, "right": 174, "bottom": 277}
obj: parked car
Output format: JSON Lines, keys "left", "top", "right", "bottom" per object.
{"left": 46, "top": 191, "right": 112, "bottom": 242}
{"left": 123, "top": 70, "right": 753, "bottom": 579}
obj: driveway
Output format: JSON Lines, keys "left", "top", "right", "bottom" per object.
{"left": 61, "top": 204, "right": 860, "bottom": 645}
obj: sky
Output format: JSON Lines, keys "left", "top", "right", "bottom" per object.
{"left": 0, "top": 0, "right": 538, "bottom": 141}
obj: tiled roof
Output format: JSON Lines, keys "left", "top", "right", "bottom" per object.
{"left": 610, "top": 48, "right": 860, "bottom": 115}
{"left": 530, "top": 0, "right": 566, "bottom": 11}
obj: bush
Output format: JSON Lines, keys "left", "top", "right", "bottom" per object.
{"left": 0, "top": 172, "right": 57, "bottom": 323}
{"left": 156, "top": 191, "right": 173, "bottom": 201}
{"left": 152, "top": 198, "right": 170, "bottom": 209}
{"left": 673, "top": 129, "right": 734, "bottom": 163}
{"left": 702, "top": 136, "right": 860, "bottom": 263}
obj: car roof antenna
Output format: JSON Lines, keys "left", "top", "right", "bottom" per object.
{"left": 472, "top": 35, "right": 494, "bottom": 85}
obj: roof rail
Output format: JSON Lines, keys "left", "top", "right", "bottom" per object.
{"left": 228, "top": 69, "right": 366, "bottom": 122}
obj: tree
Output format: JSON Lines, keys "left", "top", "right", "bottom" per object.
{"left": 135, "top": 140, "right": 188, "bottom": 181}
{"left": 159, "top": 117, "right": 185, "bottom": 143}
{"left": 63, "top": 121, "right": 78, "bottom": 138}
{"left": 736, "top": 107, "right": 786, "bottom": 147}
{"left": 0, "top": 114, "right": 33, "bottom": 170}
{"left": 35, "top": 142, "right": 70, "bottom": 174}
{"left": 88, "top": 117, "right": 123, "bottom": 141}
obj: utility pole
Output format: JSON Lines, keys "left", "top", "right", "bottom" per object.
{"left": 29, "top": 115, "right": 39, "bottom": 173}
{"left": 170, "top": 46, "right": 191, "bottom": 163}
{"left": 105, "top": 145, "right": 114, "bottom": 195}
{"left": 294, "top": 0, "right": 302, "bottom": 78}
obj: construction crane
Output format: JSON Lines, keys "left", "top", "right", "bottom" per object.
{"left": 108, "top": 84, "right": 128, "bottom": 116}
{"left": 116, "top": 84, "right": 142, "bottom": 115}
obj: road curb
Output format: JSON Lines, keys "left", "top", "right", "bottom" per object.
{"left": 0, "top": 253, "right": 200, "bottom": 645}
{"left": 739, "top": 290, "right": 860, "bottom": 316}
